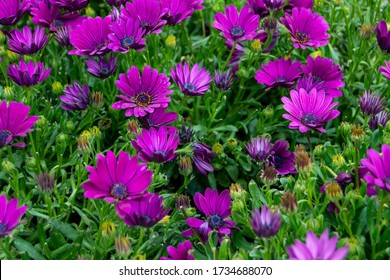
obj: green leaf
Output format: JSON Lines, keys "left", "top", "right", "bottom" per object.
{"left": 13, "top": 237, "right": 46, "bottom": 260}
{"left": 50, "top": 220, "right": 82, "bottom": 241}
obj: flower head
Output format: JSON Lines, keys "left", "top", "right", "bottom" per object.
{"left": 250, "top": 205, "right": 282, "bottom": 238}
{"left": 132, "top": 126, "right": 179, "bottom": 163}
{"left": 85, "top": 55, "right": 117, "bottom": 79}
{"left": 360, "top": 144, "right": 390, "bottom": 192}
{"left": 255, "top": 58, "right": 301, "bottom": 90}
{"left": 82, "top": 150, "right": 152, "bottom": 202}
{"left": 295, "top": 76, "right": 326, "bottom": 93}
{"left": 50, "top": 0, "right": 90, "bottom": 12}
{"left": 246, "top": 0, "right": 268, "bottom": 16}
{"left": 161, "top": 0, "right": 197, "bottom": 26}
{"left": 7, "top": 26, "right": 49, "bottom": 55}
{"left": 280, "top": 8, "right": 330, "bottom": 49}
{"left": 245, "top": 136, "right": 272, "bottom": 162}
{"left": 379, "top": 60, "right": 390, "bottom": 80}
{"left": 112, "top": 65, "right": 172, "bottom": 117}
{"left": 0, "top": 100, "right": 38, "bottom": 148}
{"left": 282, "top": 88, "right": 340, "bottom": 133}
{"left": 69, "top": 16, "right": 112, "bottom": 56}
{"left": 287, "top": 229, "right": 349, "bottom": 260}
{"left": 160, "top": 240, "right": 194, "bottom": 260}
{"left": 263, "top": 0, "right": 285, "bottom": 11}
{"left": 212, "top": 5, "right": 260, "bottom": 42}
{"left": 60, "top": 81, "right": 91, "bottom": 111}
{"left": 359, "top": 90, "right": 385, "bottom": 116}
{"left": 171, "top": 62, "right": 212, "bottom": 96}
{"left": 375, "top": 20, "right": 390, "bottom": 53}
{"left": 116, "top": 193, "right": 170, "bottom": 228}
{"left": 269, "top": 140, "right": 296, "bottom": 175}
{"left": 7, "top": 60, "right": 51, "bottom": 87}
{"left": 54, "top": 26, "right": 71, "bottom": 48}
{"left": 192, "top": 142, "right": 215, "bottom": 175}
{"left": 369, "top": 111, "right": 390, "bottom": 130}
{"left": 108, "top": 16, "right": 146, "bottom": 53}
{"left": 182, "top": 188, "right": 237, "bottom": 243}
{"left": 0, "top": 0, "right": 29, "bottom": 25}
{"left": 214, "top": 70, "right": 233, "bottom": 92}
{"left": 0, "top": 195, "right": 27, "bottom": 237}
{"left": 138, "top": 108, "right": 178, "bottom": 130}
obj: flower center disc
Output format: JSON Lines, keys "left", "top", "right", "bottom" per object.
{"left": 0, "top": 130, "right": 12, "bottom": 147}
{"left": 230, "top": 26, "right": 244, "bottom": 38}
{"left": 0, "top": 223, "right": 7, "bottom": 235}
{"left": 209, "top": 214, "right": 224, "bottom": 229}
{"left": 301, "top": 113, "right": 318, "bottom": 126}
{"left": 152, "top": 150, "right": 166, "bottom": 162}
{"left": 141, "top": 21, "right": 150, "bottom": 28}
{"left": 183, "top": 83, "right": 196, "bottom": 93}
{"left": 295, "top": 32, "right": 309, "bottom": 43}
{"left": 110, "top": 183, "right": 128, "bottom": 200}
{"left": 135, "top": 92, "right": 151, "bottom": 107}
{"left": 121, "top": 36, "right": 135, "bottom": 48}
{"left": 99, "top": 67, "right": 110, "bottom": 77}
{"left": 273, "top": 155, "right": 283, "bottom": 168}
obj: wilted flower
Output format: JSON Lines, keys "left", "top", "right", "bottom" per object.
{"left": 250, "top": 205, "right": 282, "bottom": 238}
{"left": 160, "top": 240, "right": 194, "bottom": 260}
{"left": 0, "top": 195, "right": 27, "bottom": 237}
{"left": 350, "top": 124, "right": 365, "bottom": 142}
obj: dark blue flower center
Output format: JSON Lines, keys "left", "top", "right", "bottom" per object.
{"left": 273, "top": 155, "right": 283, "bottom": 168}
{"left": 295, "top": 32, "right": 309, "bottom": 43}
{"left": 99, "top": 67, "right": 110, "bottom": 77}
{"left": 139, "top": 215, "right": 152, "bottom": 227}
{"left": 301, "top": 113, "right": 318, "bottom": 126}
{"left": 209, "top": 214, "right": 224, "bottom": 229}
{"left": 183, "top": 83, "right": 196, "bottom": 93}
{"left": 312, "top": 75, "right": 322, "bottom": 83}
{"left": 152, "top": 150, "right": 166, "bottom": 162}
{"left": 95, "top": 43, "right": 107, "bottom": 51}
{"left": 274, "top": 77, "right": 286, "bottom": 84}
{"left": 0, "top": 223, "right": 7, "bottom": 235}
{"left": 110, "top": 183, "right": 128, "bottom": 200}
{"left": 52, "top": 19, "right": 64, "bottom": 29}
{"left": 135, "top": 93, "right": 151, "bottom": 107}
{"left": 0, "top": 130, "right": 12, "bottom": 147}
{"left": 121, "top": 36, "right": 135, "bottom": 48}
{"left": 230, "top": 26, "right": 244, "bottom": 38}
{"left": 141, "top": 21, "right": 150, "bottom": 28}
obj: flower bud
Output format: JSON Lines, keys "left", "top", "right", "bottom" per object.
{"left": 179, "top": 156, "right": 193, "bottom": 176}
{"left": 226, "top": 138, "right": 237, "bottom": 149}
{"left": 35, "top": 172, "right": 55, "bottom": 193}
{"left": 115, "top": 235, "right": 131, "bottom": 255}
{"left": 280, "top": 190, "right": 297, "bottom": 212}
{"left": 262, "top": 106, "right": 274, "bottom": 119}
{"left": 85, "top": 6, "right": 96, "bottom": 17}
{"left": 3, "top": 87, "right": 14, "bottom": 100}
{"left": 360, "top": 23, "right": 373, "bottom": 39}
{"left": 98, "top": 118, "right": 112, "bottom": 130}
{"left": 7, "top": 50, "right": 19, "bottom": 62}
{"left": 325, "top": 182, "right": 343, "bottom": 202}
{"left": 90, "top": 92, "right": 104, "bottom": 109}
{"left": 332, "top": 153, "right": 345, "bottom": 167}
{"left": 165, "top": 35, "right": 176, "bottom": 48}
{"left": 176, "top": 195, "right": 191, "bottom": 211}
{"left": 2, "top": 160, "right": 15, "bottom": 173}
{"left": 52, "top": 81, "right": 63, "bottom": 95}
{"left": 127, "top": 120, "right": 139, "bottom": 135}
{"left": 212, "top": 142, "right": 224, "bottom": 155}
{"left": 64, "top": 120, "right": 75, "bottom": 132}
{"left": 351, "top": 124, "right": 365, "bottom": 142}
{"left": 229, "top": 183, "right": 246, "bottom": 201}
{"left": 250, "top": 39, "right": 262, "bottom": 52}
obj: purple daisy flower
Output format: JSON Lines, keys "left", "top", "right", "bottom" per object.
{"left": 69, "top": 16, "right": 112, "bottom": 56}
{"left": 361, "top": 144, "right": 390, "bottom": 192}
{"left": 85, "top": 55, "right": 117, "bottom": 79}
{"left": 0, "top": 100, "right": 38, "bottom": 148}
{"left": 379, "top": 60, "right": 390, "bottom": 80}
{"left": 138, "top": 108, "right": 178, "bottom": 130}
{"left": 369, "top": 111, "right": 390, "bottom": 130}
{"left": 359, "top": 90, "right": 385, "bottom": 116}
{"left": 108, "top": 16, "right": 146, "bottom": 53}
{"left": 0, "top": 0, "right": 29, "bottom": 26}
{"left": 192, "top": 142, "right": 215, "bottom": 175}
{"left": 121, "top": 0, "right": 167, "bottom": 35}
{"left": 284, "top": 0, "right": 313, "bottom": 12}
{"left": 254, "top": 58, "right": 301, "bottom": 90}
{"left": 287, "top": 229, "right": 349, "bottom": 260}
{"left": 295, "top": 75, "right": 326, "bottom": 93}
{"left": 245, "top": 136, "right": 272, "bottom": 162}
{"left": 375, "top": 20, "right": 390, "bottom": 53}
{"left": 280, "top": 8, "right": 330, "bottom": 49}
{"left": 246, "top": 0, "right": 268, "bottom": 17}
{"left": 182, "top": 188, "right": 237, "bottom": 243}
{"left": 0, "top": 195, "right": 27, "bottom": 237}
{"left": 171, "top": 62, "right": 212, "bottom": 96}
{"left": 301, "top": 56, "right": 344, "bottom": 98}
{"left": 7, "top": 60, "right": 51, "bottom": 87}
{"left": 50, "top": 0, "right": 90, "bottom": 12}
{"left": 116, "top": 193, "right": 170, "bottom": 228}
{"left": 160, "top": 0, "right": 196, "bottom": 26}
{"left": 7, "top": 26, "right": 49, "bottom": 55}
{"left": 82, "top": 150, "right": 152, "bottom": 203}
{"left": 212, "top": 5, "right": 260, "bottom": 42}
{"left": 132, "top": 126, "right": 179, "bottom": 163}
{"left": 214, "top": 70, "right": 233, "bottom": 92}
{"left": 54, "top": 26, "right": 71, "bottom": 48}
{"left": 282, "top": 88, "right": 340, "bottom": 133}
{"left": 179, "top": 124, "right": 194, "bottom": 145}
{"left": 263, "top": 0, "right": 285, "bottom": 11}
{"left": 112, "top": 65, "right": 172, "bottom": 117}
{"left": 60, "top": 81, "right": 91, "bottom": 111}
{"left": 250, "top": 205, "right": 282, "bottom": 238}
{"left": 160, "top": 240, "right": 194, "bottom": 260}
{"left": 106, "top": 0, "right": 127, "bottom": 6}
{"left": 268, "top": 140, "right": 296, "bottom": 175}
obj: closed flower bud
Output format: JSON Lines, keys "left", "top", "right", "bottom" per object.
{"left": 360, "top": 23, "right": 373, "bottom": 39}
{"left": 232, "top": 200, "right": 245, "bottom": 213}
{"left": 85, "top": 6, "right": 96, "bottom": 17}
{"left": 262, "top": 16, "right": 278, "bottom": 32}
{"left": 261, "top": 165, "right": 278, "bottom": 184}
{"left": 179, "top": 156, "right": 193, "bottom": 176}
{"left": 325, "top": 182, "right": 343, "bottom": 202}
{"left": 35, "top": 172, "right": 55, "bottom": 193}
{"left": 230, "top": 183, "right": 246, "bottom": 200}
{"left": 35, "top": 116, "right": 47, "bottom": 127}
{"left": 212, "top": 142, "right": 224, "bottom": 155}
{"left": 226, "top": 138, "right": 237, "bottom": 149}
{"left": 3, "top": 87, "right": 14, "bottom": 99}
{"left": 77, "top": 134, "right": 90, "bottom": 152}
{"left": 340, "top": 122, "right": 352, "bottom": 138}
{"left": 294, "top": 144, "right": 311, "bottom": 171}
{"left": 332, "top": 154, "right": 345, "bottom": 167}
{"left": 280, "top": 190, "right": 297, "bottom": 212}
{"left": 127, "top": 120, "right": 139, "bottom": 135}
{"left": 159, "top": 215, "right": 170, "bottom": 224}
{"left": 90, "top": 92, "right": 104, "bottom": 109}
{"left": 56, "top": 133, "right": 68, "bottom": 145}
{"left": 115, "top": 236, "right": 131, "bottom": 255}
{"left": 314, "top": 0, "right": 324, "bottom": 6}
{"left": 2, "top": 160, "right": 15, "bottom": 173}
{"left": 165, "top": 35, "right": 176, "bottom": 48}
{"left": 0, "top": 46, "right": 6, "bottom": 57}
{"left": 185, "top": 207, "right": 196, "bottom": 217}
{"left": 52, "top": 81, "right": 63, "bottom": 95}
{"left": 98, "top": 118, "right": 112, "bottom": 130}
{"left": 310, "top": 50, "right": 322, "bottom": 59}
{"left": 176, "top": 195, "right": 191, "bottom": 210}
{"left": 351, "top": 124, "right": 365, "bottom": 142}
{"left": 26, "top": 157, "right": 37, "bottom": 169}
{"left": 250, "top": 39, "right": 262, "bottom": 52}
{"left": 89, "top": 126, "right": 101, "bottom": 139}
{"left": 339, "top": 237, "right": 364, "bottom": 258}
{"left": 7, "top": 50, "right": 19, "bottom": 62}
{"left": 313, "top": 144, "right": 324, "bottom": 157}
{"left": 64, "top": 120, "right": 75, "bottom": 132}
{"left": 262, "top": 106, "right": 274, "bottom": 119}
{"left": 102, "top": 221, "right": 116, "bottom": 236}
{"left": 306, "top": 218, "right": 321, "bottom": 232}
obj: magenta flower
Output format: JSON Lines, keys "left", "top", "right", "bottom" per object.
{"left": 182, "top": 188, "right": 237, "bottom": 243}
{"left": 138, "top": 108, "right": 178, "bottom": 130}
{"left": 282, "top": 88, "right": 340, "bottom": 133}
{"left": 0, "top": 100, "right": 38, "bottom": 148}
{"left": 0, "top": 0, "right": 29, "bottom": 25}
{"left": 369, "top": 111, "right": 390, "bottom": 130}
{"left": 212, "top": 5, "right": 260, "bottom": 42}
{"left": 60, "top": 81, "right": 91, "bottom": 111}
{"left": 280, "top": 8, "right": 330, "bottom": 49}
{"left": 192, "top": 142, "right": 215, "bottom": 175}
{"left": 50, "top": 0, "right": 90, "bottom": 12}
{"left": 7, "top": 60, "right": 51, "bottom": 87}
{"left": 375, "top": 20, "right": 390, "bottom": 53}
{"left": 121, "top": 0, "right": 167, "bottom": 35}
{"left": 82, "top": 150, "right": 152, "bottom": 203}
{"left": 250, "top": 205, "right": 282, "bottom": 238}
{"left": 269, "top": 140, "right": 296, "bottom": 175}
{"left": 285, "top": 0, "right": 313, "bottom": 12}
{"left": 171, "top": 62, "right": 212, "bottom": 96}
{"left": 379, "top": 60, "right": 390, "bottom": 80}
{"left": 214, "top": 70, "right": 233, "bottom": 92}
{"left": 301, "top": 56, "right": 344, "bottom": 98}
{"left": 287, "top": 229, "right": 349, "bottom": 260}
{"left": 69, "top": 16, "right": 112, "bottom": 56}
{"left": 295, "top": 76, "right": 326, "bottom": 93}
{"left": 54, "top": 26, "right": 71, "bottom": 48}
{"left": 85, "top": 55, "right": 117, "bottom": 79}
{"left": 254, "top": 58, "right": 301, "bottom": 90}
{"left": 0, "top": 195, "right": 27, "bottom": 237}
{"left": 359, "top": 90, "right": 385, "bottom": 116}
{"left": 161, "top": 0, "right": 196, "bottom": 26}
{"left": 246, "top": 0, "right": 268, "bottom": 16}
{"left": 116, "top": 193, "right": 170, "bottom": 228}
{"left": 7, "top": 26, "right": 49, "bottom": 55}
{"left": 108, "top": 16, "right": 146, "bottom": 53}
{"left": 263, "top": 0, "right": 285, "bottom": 11}
{"left": 245, "top": 136, "right": 272, "bottom": 162}
{"left": 360, "top": 144, "right": 390, "bottom": 192}
{"left": 132, "top": 126, "right": 179, "bottom": 163}
{"left": 160, "top": 240, "right": 194, "bottom": 260}
{"left": 106, "top": 0, "right": 126, "bottom": 6}
{"left": 113, "top": 65, "right": 172, "bottom": 117}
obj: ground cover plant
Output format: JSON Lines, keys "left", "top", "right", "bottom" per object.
{"left": 0, "top": 0, "right": 389, "bottom": 260}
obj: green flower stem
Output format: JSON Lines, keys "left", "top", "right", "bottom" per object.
{"left": 306, "top": 132, "right": 313, "bottom": 155}
{"left": 133, "top": 227, "right": 146, "bottom": 258}
{"left": 222, "top": 41, "right": 237, "bottom": 71}
{"left": 353, "top": 140, "right": 360, "bottom": 189}
{"left": 0, "top": 237, "right": 12, "bottom": 260}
